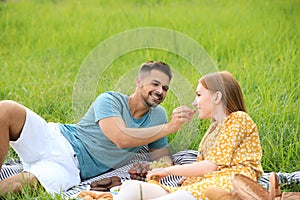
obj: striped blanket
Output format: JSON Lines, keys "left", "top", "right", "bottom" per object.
{"left": 1, "top": 147, "right": 299, "bottom": 198}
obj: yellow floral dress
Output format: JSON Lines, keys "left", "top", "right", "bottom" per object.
{"left": 160, "top": 111, "right": 263, "bottom": 199}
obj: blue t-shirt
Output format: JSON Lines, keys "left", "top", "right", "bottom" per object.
{"left": 58, "top": 92, "right": 168, "bottom": 180}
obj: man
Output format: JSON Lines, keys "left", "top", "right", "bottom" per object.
{"left": 0, "top": 61, "right": 195, "bottom": 195}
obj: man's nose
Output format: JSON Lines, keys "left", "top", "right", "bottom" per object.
{"left": 156, "top": 86, "right": 163, "bottom": 93}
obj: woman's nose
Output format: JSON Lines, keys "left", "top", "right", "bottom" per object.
{"left": 192, "top": 99, "right": 197, "bottom": 106}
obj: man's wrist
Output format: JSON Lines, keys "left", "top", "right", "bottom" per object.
{"left": 164, "top": 123, "right": 175, "bottom": 135}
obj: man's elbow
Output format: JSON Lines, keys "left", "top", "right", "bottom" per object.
{"left": 112, "top": 134, "right": 143, "bottom": 149}
{"left": 114, "top": 139, "right": 131, "bottom": 149}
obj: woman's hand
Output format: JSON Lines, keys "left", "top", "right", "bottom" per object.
{"left": 147, "top": 161, "right": 218, "bottom": 181}
{"left": 178, "top": 176, "right": 187, "bottom": 186}
{"left": 146, "top": 168, "right": 170, "bottom": 181}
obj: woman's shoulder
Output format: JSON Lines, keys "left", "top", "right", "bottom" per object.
{"left": 226, "top": 111, "right": 255, "bottom": 124}
{"left": 229, "top": 111, "right": 249, "bottom": 118}
{"left": 223, "top": 111, "right": 258, "bottom": 134}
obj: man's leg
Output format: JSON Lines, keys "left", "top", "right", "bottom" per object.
{"left": 0, "top": 100, "right": 26, "bottom": 168}
{"left": 0, "top": 172, "right": 38, "bottom": 195}
{"left": 0, "top": 100, "right": 39, "bottom": 195}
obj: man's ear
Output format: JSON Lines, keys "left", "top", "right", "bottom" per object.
{"left": 213, "top": 91, "right": 222, "bottom": 104}
{"left": 136, "top": 77, "right": 142, "bottom": 87}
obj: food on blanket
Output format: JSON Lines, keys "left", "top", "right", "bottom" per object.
{"left": 77, "top": 190, "right": 113, "bottom": 200}
{"left": 91, "top": 177, "right": 112, "bottom": 188}
{"left": 128, "top": 161, "right": 150, "bottom": 181}
{"left": 147, "top": 179, "right": 159, "bottom": 184}
{"left": 128, "top": 159, "right": 171, "bottom": 181}
{"left": 90, "top": 176, "right": 122, "bottom": 191}
{"left": 111, "top": 176, "right": 121, "bottom": 183}
{"left": 108, "top": 180, "right": 122, "bottom": 189}
{"left": 108, "top": 176, "right": 122, "bottom": 189}
{"left": 110, "top": 185, "right": 121, "bottom": 195}
{"left": 90, "top": 187, "right": 109, "bottom": 192}
{"left": 149, "top": 158, "right": 171, "bottom": 169}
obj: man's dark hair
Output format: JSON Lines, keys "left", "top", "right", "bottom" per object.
{"left": 139, "top": 61, "right": 172, "bottom": 81}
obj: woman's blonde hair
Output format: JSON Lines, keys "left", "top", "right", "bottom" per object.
{"left": 199, "top": 71, "right": 247, "bottom": 114}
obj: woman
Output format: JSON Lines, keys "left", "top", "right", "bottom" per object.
{"left": 116, "top": 71, "right": 263, "bottom": 199}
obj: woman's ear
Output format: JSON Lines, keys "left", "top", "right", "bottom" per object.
{"left": 213, "top": 91, "right": 222, "bottom": 104}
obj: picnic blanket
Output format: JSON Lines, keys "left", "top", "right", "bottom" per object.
{"left": 1, "top": 147, "right": 299, "bottom": 198}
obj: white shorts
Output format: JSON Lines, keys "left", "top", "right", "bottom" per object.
{"left": 10, "top": 108, "right": 81, "bottom": 194}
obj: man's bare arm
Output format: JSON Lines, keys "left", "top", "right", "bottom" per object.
{"left": 99, "top": 106, "right": 195, "bottom": 149}
{"left": 99, "top": 117, "right": 170, "bottom": 148}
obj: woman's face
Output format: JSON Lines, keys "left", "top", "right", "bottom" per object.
{"left": 192, "top": 82, "right": 214, "bottom": 119}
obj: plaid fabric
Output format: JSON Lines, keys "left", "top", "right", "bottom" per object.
{"left": 0, "top": 159, "right": 23, "bottom": 181}
{"left": 1, "top": 148, "right": 299, "bottom": 198}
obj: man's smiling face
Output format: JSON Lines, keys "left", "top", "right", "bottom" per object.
{"left": 138, "top": 69, "right": 170, "bottom": 108}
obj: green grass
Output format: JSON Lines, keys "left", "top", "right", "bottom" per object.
{"left": 0, "top": 0, "right": 299, "bottom": 198}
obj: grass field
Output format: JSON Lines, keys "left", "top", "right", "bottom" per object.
{"left": 0, "top": 0, "right": 299, "bottom": 198}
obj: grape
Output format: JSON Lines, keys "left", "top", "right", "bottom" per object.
{"left": 128, "top": 161, "right": 150, "bottom": 181}
{"left": 149, "top": 158, "right": 171, "bottom": 169}
{"left": 128, "top": 159, "right": 171, "bottom": 182}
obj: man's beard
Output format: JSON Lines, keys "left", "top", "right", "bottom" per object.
{"left": 144, "top": 91, "right": 163, "bottom": 108}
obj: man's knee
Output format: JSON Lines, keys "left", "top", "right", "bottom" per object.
{"left": 0, "top": 100, "right": 21, "bottom": 118}
{"left": 0, "top": 100, "right": 26, "bottom": 141}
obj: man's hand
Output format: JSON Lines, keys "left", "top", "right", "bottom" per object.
{"left": 166, "top": 106, "right": 196, "bottom": 133}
